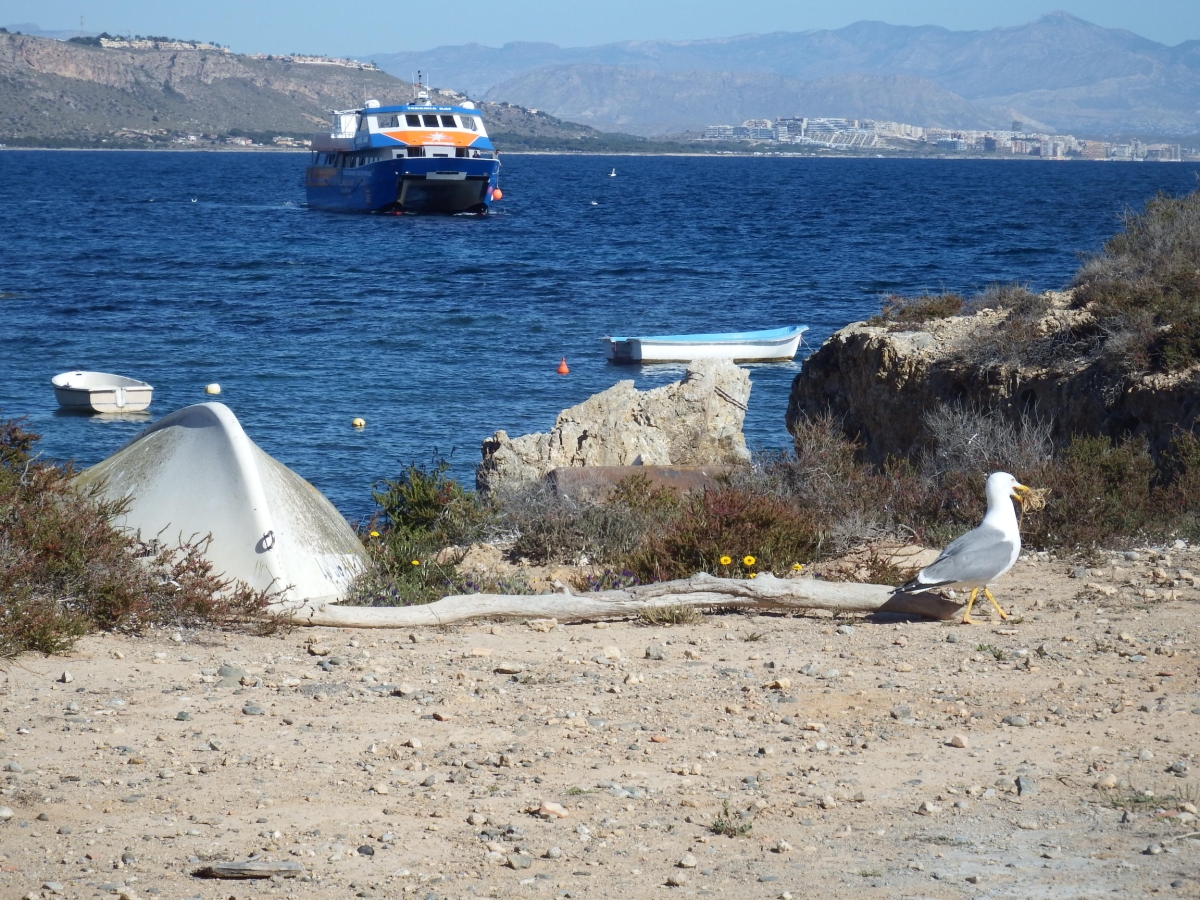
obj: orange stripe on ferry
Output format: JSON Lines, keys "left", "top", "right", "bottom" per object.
{"left": 381, "top": 130, "right": 478, "bottom": 148}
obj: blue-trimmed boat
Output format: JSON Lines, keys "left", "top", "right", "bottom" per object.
{"left": 305, "top": 84, "right": 500, "bottom": 215}
{"left": 606, "top": 325, "right": 808, "bottom": 364}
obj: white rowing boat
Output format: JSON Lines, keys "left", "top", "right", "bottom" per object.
{"left": 605, "top": 325, "right": 808, "bottom": 364}
{"left": 52, "top": 370, "right": 153, "bottom": 413}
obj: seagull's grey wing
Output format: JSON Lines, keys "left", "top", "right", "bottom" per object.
{"left": 900, "top": 524, "right": 1017, "bottom": 591}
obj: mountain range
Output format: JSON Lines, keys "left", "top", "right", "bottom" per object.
{"left": 368, "top": 13, "right": 1200, "bottom": 135}
{"left": 0, "top": 31, "right": 605, "bottom": 147}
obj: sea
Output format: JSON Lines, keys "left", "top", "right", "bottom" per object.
{"left": 2, "top": 150, "right": 1199, "bottom": 522}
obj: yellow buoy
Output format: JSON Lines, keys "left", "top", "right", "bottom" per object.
{"left": 351, "top": 417, "right": 366, "bottom": 428}
{"left": 204, "top": 383, "right": 221, "bottom": 395}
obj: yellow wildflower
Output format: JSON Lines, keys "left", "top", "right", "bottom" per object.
{"left": 369, "top": 531, "right": 380, "bottom": 538}
{"left": 719, "top": 555, "right": 732, "bottom": 566}
{"left": 748, "top": 572, "right": 757, "bottom": 579}
{"left": 743, "top": 555, "right": 756, "bottom": 566}
{"left": 791, "top": 563, "right": 803, "bottom": 571}
{"left": 411, "top": 559, "right": 421, "bottom": 566}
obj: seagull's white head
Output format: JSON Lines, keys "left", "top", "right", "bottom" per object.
{"left": 986, "top": 471, "right": 1031, "bottom": 509}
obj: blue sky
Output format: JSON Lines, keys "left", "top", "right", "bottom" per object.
{"left": 2, "top": 0, "right": 1197, "bottom": 57}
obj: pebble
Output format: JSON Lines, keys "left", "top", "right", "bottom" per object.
{"left": 468, "top": 813, "right": 487, "bottom": 826}
{"left": 948, "top": 734, "right": 969, "bottom": 749}
{"left": 646, "top": 644, "right": 668, "bottom": 661}
{"left": 890, "top": 705, "right": 913, "bottom": 720}
{"left": 538, "top": 802, "right": 569, "bottom": 819}
{"left": 1042, "top": 848, "right": 1063, "bottom": 859}
{"left": 545, "top": 846, "right": 562, "bottom": 859}
{"left": 508, "top": 852, "right": 534, "bottom": 870}
{"left": 1095, "top": 773, "right": 1118, "bottom": 789}
{"left": 1002, "top": 715, "right": 1029, "bottom": 727}
{"left": 175, "top": 711, "right": 191, "bottom": 721}
{"left": 41, "top": 883, "right": 64, "bottom": 895}
{"left": 357, "top": 844, "right": 375, "bottom": 856}
{"left": 1016, "top": 775, "right": 1037, "bottom": 796}
{"left": 1145, "top": 844, "right": 1163, "bottom": 856}
{"left": 945, "top": 632, "right": 959, "bottom": 643}
{"left": 4, "top": 762, "right": 23, "bottom": 773}
{"left": 667, "top": 873, "right": 688, "bottom": 887}
{"left": 917, "top": 801, "right": 941, "bottom": 815}
{"left": 307, "top": 644, "right": 331, "bottom": 656}
{"left": 242, "top": 705, "right": 265, "bottom": 716}
{"left": 678, "top": 853, "right": 697, "bottom": 868}
{"left": 372, "top": 783, "right": 389, "bottom": 795}
{"left": 58, "top": 671, "right": 73, "bottom": 683}
{"left": 836, "top": 625, "right": 854, "bottom": 635}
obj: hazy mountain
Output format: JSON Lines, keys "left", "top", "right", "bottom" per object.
{"left": 368, "top": 13, "right": 1200, "bottom": 134}
{"left": 485, "top": 67, "right": 997, "bottom": 135}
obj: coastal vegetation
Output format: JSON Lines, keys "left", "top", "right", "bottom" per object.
{"left": 0, "top": 417, "right": 278, "bottom": 659}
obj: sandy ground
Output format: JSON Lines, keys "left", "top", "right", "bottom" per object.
{"left": 1, "top": 548, "right": 1199, "bottom": 900}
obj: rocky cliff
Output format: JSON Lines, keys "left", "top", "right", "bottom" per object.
{"left": 477, "top": 360, "right": 752, "bottom": 493}
{"left": 787, "top": 291, "right": 1200, "bottom": 463}
{"left": 0, "top": 32, "right": 606, "bottom": 145}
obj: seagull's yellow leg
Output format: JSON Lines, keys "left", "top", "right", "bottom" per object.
{"left": 983, "top": 587, "right": 1008, "bottom": 621}
{"left": 961, "top": 587, "right": 979, "bottom": 625}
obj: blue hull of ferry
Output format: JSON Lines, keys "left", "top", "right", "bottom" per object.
{"left": 305, "top": 157, "right": 500, "bottom": 214}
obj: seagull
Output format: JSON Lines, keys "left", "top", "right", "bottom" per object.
{"left": 895, "top": 472, "right": 1030, "bottom": 624}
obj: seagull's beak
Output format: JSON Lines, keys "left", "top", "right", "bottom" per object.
{"left": 1011, "top": 483, "right": 1031, "bottom": 505}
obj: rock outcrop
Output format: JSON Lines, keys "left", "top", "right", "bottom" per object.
{"left": 477, "top": 360, "right": 751, "bottom": 493}
{"left": 787, "top": 291, "right": 1200, "bottom": 463}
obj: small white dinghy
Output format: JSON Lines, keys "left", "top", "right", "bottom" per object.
{"left": 606, "top": 325, "right": 808, "bottom": 364}
{"left": 75, "top": 402, "right": 367, "bottom": 605}
{"left": 52, "top": 370, "right": 153, "bottom": 413}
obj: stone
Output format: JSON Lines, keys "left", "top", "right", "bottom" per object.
{"left": 477, "top": 359, "right": 752, "bottom": 493}
{"left": 667, "top": 873, "right": 689, "bottom": 887}
{"left": 948, "top": 734, "right": 969, "bottom": 749}
{"left": 1016, "top": 775, "right": 1037, "bottom": 796}
{"left": 917, "top": 801, "right": 941, "bottom": 816}
{"left": 819, "top": 795, "right": 837, "bottom": 810}
{"left": 58, "top": 671, "right": 73, "bottom": 683}
{"left": 468, "top": 813, "right": 487, "bottom": 826}
{"left": 677, "top": 853, "right": 698, "bottom": 868}
{"left": 0, "top": 806, "right": 13, "bottom": 821}
{"left": 538, "top": 802, "right": 569, "bottom": 819}
{"left": 785, "top": 296, "right": 1200, "bottom": 465}
{"left": 175, "top": 711, "right": 191, "bottom": 721}
{"left": 307, "top": 644, "right": 331, "bottom": 657}
{"left": 1002, "top": 715, "right": 1029, "bottom": 727}
{"left": 545, "top": 846, "right": 562, "bottom": 859}
{"left": 646, "top": 644, "right": 668, "bottom": 661}
{"left": 507, "top": 852, "right": 534, "bottom": 870}
{"left": 41, "top": 883, "right": 64, "bottom": 895}
{"left": 1094, "top": 774, "right": 1117, "bottom": 790}
{"left": 4, "top": 762, "right": 23, "bottom": 773}
{"left": 357, "top": 844, "right": 375, "bottom": 856}
{"left": 890, "top": 705, "right": 913, "bottom": 720}
{"left": 242, "top": 705, "right": 265, "bottom": 716}
{"left": 372, "top": 783, "right": 389, "bottom": 795}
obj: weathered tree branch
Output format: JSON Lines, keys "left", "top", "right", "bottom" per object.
{"left": 275, "top": 573, "right": 960, "bottom": 627}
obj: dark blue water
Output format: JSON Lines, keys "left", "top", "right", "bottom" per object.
{"left": 2, "top": 150, "right": 1199, "bottom": 521}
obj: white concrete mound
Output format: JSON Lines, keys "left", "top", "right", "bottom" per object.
{"left": 76, "top": 402, "right": 366, "bottom": 605}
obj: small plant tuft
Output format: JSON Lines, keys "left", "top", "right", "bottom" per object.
{"left": 711, "top": 799, "right": 752, "bottom": 837}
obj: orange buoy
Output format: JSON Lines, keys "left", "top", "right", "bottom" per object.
{"left": 556, "top": 357, "right": 570, "bottom": 375}
{"left": 492, "top": 188, "right": 503, "bottom": 201}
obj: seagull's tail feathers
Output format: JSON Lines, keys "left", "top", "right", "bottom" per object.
{"left": 892, "top": 577, "right": 953, "bottom": 595}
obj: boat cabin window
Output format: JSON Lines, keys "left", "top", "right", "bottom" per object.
{"left": 422, "top": 114, "right": 440, "bottom": 127}
{"left": 405, "top": 114, "right": 421, "bottom": 126}
{"left": 357, "top": 116, "right": 369, "bottom": 132}
{"left": 406, "top": 146, "right": 425, "bottom": 157}
{"left": 462, "top": 116, "right": 478, "bottom": 132}
{"left": 440, "top": 115, "right": 457, "bottom": 128}
{"left": 377, "top": 115, "right": 399, "bottom": 128}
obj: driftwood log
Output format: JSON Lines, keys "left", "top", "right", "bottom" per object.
{"left": 278, "top": 573, "right": 960, "bottom": 628}
{"left": 195, "top": 859, "right": 305, "bottom": 879}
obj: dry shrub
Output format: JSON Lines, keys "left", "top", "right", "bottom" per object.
{"left": 638, "top": 603, "right": 702, "bottom": 626}
{"left": 869, "top": 292, "right": 964, "bottom": 328}
{"left": 1073, "top": 189, "right": 1200, "bottom": 372}
{"left": 499, "top": 474, "right": 682, "bottom": 566}
{"left": 919, "top": 402, "right": 1054, "bottom": 480}
{"left": 0, "top": 417, "right": 280, "bottom": 659}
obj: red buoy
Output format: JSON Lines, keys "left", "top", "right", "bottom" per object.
{"left": 556, "top": 357, "right": 570, "bottom": 375}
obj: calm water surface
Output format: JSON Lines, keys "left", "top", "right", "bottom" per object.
{"left": 2, "top": 151, "right": 1199, "bottom": 520}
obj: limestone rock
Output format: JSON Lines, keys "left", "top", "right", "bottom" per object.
{"left": 787, "top": 290, "right": 1200, "bottom": 464}
{"left": 477, "top": 360, "right": 751, "bottom": 493}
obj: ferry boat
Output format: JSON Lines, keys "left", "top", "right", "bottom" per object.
{"left": 305, "top": 83, "right": 501, "bottom": 215}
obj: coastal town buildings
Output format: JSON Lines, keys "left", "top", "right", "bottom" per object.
{"left": 701, "top": 116, "right": 1191, "bottom": 160}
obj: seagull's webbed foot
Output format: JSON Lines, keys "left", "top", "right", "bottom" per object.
{"left": 960, "top": 587, "right": 980, "bottom": 625}
{"left": 983, "top": 587, "right": 1008, "bottom": 621}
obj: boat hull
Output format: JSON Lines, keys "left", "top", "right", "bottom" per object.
{"left": 606, "top": 326, "right": 808, "bottom": 364}
{"left": 305, "top": 157, "right": 500, "bottom": 214}
{"left": 52, "top": 371, "right": 153, "bottom": 413}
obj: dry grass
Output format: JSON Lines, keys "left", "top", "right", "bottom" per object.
{"left": 869, "top": 292, "right": 964, "bottom": 328}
